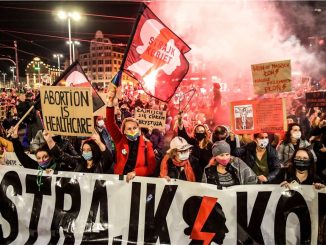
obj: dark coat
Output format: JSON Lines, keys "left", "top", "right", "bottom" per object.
{"left": 178, "top": 126, "right": 213, "bottom": 171}
{"left": 164, "top": 155, "right": 202, "bottom": 182}
{"left": 12, "top": 138, "right": 75, "bottom": 171}
{"left": 233, "top": 142, "right": 281, "bottom": 183}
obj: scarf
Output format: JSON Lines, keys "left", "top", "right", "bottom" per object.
{"left": 160, "top": 155, "right": 196, "bottom": 182}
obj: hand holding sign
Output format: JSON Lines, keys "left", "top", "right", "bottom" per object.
{"left": 8, "top": 126, "right": 18, "bottom": 139}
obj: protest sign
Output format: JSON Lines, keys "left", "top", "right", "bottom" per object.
{"left": 0, "top": 165, "right": 324, "bottom": 244}
{"left": 40, "top": 86, "right": 94, "bottom": 136}
{"left": 306, "top": 91, "right": 326, "bottom": 108}
{"left": 231, "top": 98, "right": 287, "bottom": 134}
{"left": 251, "top": 60, "right": 291, "bottom": 95}
{"left": 134, "top": 107, "right": 166, "bottom": 129}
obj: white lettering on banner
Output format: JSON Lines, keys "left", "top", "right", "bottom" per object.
{"left": 0, "top": 166, "right": 324, "bottom": 244}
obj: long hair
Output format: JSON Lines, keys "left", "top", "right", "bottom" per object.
{"left": 36, "top": 144, "right": 52, "bottom": 158}
{"left": 212, "top": 125, "right": 228, "bottom": 143}
{"left": 82, "top": 140, "right": 101, "bottom": 164}
{"left": 192, "top": 124, "right": 211, "bottom": 149}
{"left": 288, "top": 147, "right": 316, "bottom": 179}
{"left": 283, "top": 123, "right": 304, "bottom": 145}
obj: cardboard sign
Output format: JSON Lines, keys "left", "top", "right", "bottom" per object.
{"left": 134, "top": 107, "right": 166, "bottom": 129}
{"left": 40, "top": 86, "right": 94, "bottom": 136}
{"left": 306, "top": 91, "right": 326, "bottom": 108}
{"left": 251, "top": 60, "right": 291, "bottom": 95}
{"left": 231, "top": 98, "right": 287, "bottom": 134}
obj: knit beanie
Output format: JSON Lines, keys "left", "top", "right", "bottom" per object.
{"left": 212, "top": 140, "right": 231, "bottom": 156}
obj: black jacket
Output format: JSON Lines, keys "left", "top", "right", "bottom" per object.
{"left": 233, "top": 142, "right": 281, "bottom": 183}
{"left": 50, "top": 143, "right": 114, "bottom": 174}
{"left": 165, "top": 155, "right": 202, "bottom": 182}
{"left": 12, "top": 138, "right": 76, "bottom": 171}
{"left": 178, "top": 126, "right": 213, "bottom": 171}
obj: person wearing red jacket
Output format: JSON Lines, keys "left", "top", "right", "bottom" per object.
{"left": 106, "top": 85, "right": 156, "bottom": 182}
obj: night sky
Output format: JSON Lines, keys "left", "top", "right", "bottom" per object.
{"left": 0, "top": 1, "right": 142, "bottom": 75}
{"left": 0, "top": 1, "right": 325, "bottom": 77}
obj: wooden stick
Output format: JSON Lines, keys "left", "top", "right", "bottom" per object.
{"left": 7, "top": 105, "right": 34, "bottom": 138}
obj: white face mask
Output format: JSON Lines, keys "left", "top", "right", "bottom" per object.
{"left": 291, "top": 131, "right": 301, "bottom": 140}
{"left": 257, "top": 138, "right": 269, "bottom": 149}
{"left": 178, "top": 151, "right": 190, "bottom": 161}
{"left": 97, "top": 120, "right": 105, "bottom": 128}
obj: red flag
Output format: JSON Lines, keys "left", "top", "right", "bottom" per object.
{"left": 53, "top": 61, "right": 105, "bottom": 112}
{"left": 123, "top": 6, "right": 191, "bottom": 102}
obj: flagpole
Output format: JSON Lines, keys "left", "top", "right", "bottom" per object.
{"left": 119, "top": 3, "right": 146, "bottom": 72}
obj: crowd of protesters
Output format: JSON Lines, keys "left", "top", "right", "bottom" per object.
{"left": 0, "top": 76, "right": 325, "bottom": 193}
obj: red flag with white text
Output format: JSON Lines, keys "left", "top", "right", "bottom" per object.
{"left": 123, "top": 6, "right": 191, "bottom": 102}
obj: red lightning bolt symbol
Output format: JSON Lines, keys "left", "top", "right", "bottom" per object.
{"left": 190, "top": 196, "right": 217, "bottom": 245}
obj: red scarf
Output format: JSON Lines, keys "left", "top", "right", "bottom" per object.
{"left": 160, "top": 155, "right": 196, "bottom": 182}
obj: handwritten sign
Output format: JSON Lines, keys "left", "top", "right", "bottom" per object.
{"left": 231, "top": 98, "right": 287, "bottom": 134}
{"left": 134, "top": 107, "right": 166, "bottom": 129}
{"left": 40, "top": 86, "right": 94, "bottom": 136}
{"left": 251, "top": 60, "right": 291, "bottom": 95}
{"left": 306, "top": 91, "right": 326, "bottom": 108}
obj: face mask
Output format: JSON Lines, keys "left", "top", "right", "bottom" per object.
{"left": 39, "top": 159, "right": 51, "bottom": 168}
{"left": 126, "top": 131, "right": 140, "bottom": 141}
{"left": 97, "top": 120, "right": 105, "bottom": 128}
{"left": 257, "top": 138, "right": 269, "bottom": 149}
{"left": 294, "top": 159, "right": 310, "bottom": 171}
{"left": 291, "top": 131, "right": 301, "bottom": 140}
{"left": 216, "top": 156, "right": 231, "bottom": 166}
{"left": 195, "top": 132, "right": 206, "bottom": 141}
{"left": 82, "top": 151, "right": 93, "bottom": 160}
{"left": 178, "top": 151, "right": 190, "bottom": 161}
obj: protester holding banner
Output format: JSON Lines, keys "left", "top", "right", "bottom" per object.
{"left": 176, "top": 113, "right": 213, "bottom": 171}
{"left": 232, "top": 133, "right": 281, "bottom": 183}
{"left": 277, "top": 123, "right": 315, "bottom": 167}
{"left": 106, "top": 86, "right": 156, "bottom": 181}
{"left": 160, "top": 136, "right": 202, "bottom": 182}
{"left": 281, "top": 148, "right": 325, "bottom": 189}
{"left": 202, "top": 141, "right": 257, "bottom": 188}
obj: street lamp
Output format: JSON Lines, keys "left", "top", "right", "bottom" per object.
{"left": 10, "top": 66, "right": 16, "bottom": 88}
{"left": 53, "top": 54, "right": 63, "bottom": 70}
{"left": 2, "top": 73, "right": 6, "bottom": 87}
{"left": 57, "top": 10, "right": 81, "bottom": 65}
{"left": 66, "top": 40, "right": 80, "bottom": 62}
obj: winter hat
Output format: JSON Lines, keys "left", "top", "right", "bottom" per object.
{"left": 212, "top": 140, "right": 230, "bottom": 156}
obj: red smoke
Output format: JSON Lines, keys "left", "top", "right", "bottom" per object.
{"left": 149, "top": 1, "right": 322, "bottom": 97}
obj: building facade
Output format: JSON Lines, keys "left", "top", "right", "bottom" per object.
{"left": 78, "top": 30, "right": 135, "bottom": 88}
{"left": 25, "top": 57, "right": 60, "bottom": 88}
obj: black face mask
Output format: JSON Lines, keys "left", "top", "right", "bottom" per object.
{"left": 195, "top": 132, "right": 206, "bottom": 141}
{"left": 294, "top": 159, "right": 311, "bottom": 171}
